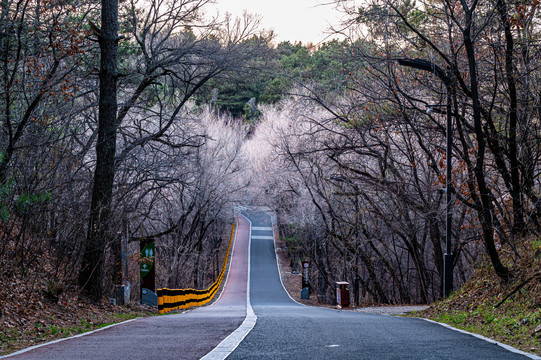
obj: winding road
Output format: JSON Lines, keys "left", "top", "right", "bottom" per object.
{"left": 3, "top": 210, "right": 539, "bottom": 360}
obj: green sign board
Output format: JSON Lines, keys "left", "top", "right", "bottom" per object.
{"left": 140, "top": 242, "right": 155, "bottom": 279}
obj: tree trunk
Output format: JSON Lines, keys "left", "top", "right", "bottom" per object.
{"left": 78, "top": 0, "right": 118, "bottom": 301}
{"left": 462, "top": 6, "right": 511, "bottom": 281}
{"left": 496, "top": 0, "right": 523, "bottom": 234}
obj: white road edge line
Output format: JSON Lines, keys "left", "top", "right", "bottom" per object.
{"left": 200, "top": 214, "right": 257, "bottom": 360}
{"left": 1, "top": 221, "right": 240, "bottom": 359}
{"left": 271, "top": 218, "right": 306, "bottom": 307}
{"left": 1, "top": 219, "right": 243, "bottom": 360}
{"left": 0, "top": 318, "right": 139, "bottom": 359}
{"left": 422, "top": 318, "right": 541, "bottom": 360}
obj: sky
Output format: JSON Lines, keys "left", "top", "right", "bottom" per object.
{"left": 212, "top": 0, "right": 344, "bottom": 45}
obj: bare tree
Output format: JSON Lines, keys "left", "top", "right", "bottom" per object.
{"left": 78, "top": 0, "right": 120, "bottom": 301}
{"left": 331, "top": 0, "right": 541, "bottom": 282}
{"left": 78, "top": 0, "right": 269, "bottom": 299}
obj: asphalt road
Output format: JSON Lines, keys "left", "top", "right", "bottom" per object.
{"left": 227, "top": 210, "right": 535, "bottom": 360}
{"left": 3, "top": 210, "right": 538, "bottom": 360}
{"left": 4, "top": 216, "right": 252, "bottom": 360}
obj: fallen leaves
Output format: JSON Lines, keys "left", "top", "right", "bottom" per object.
{"left": 0, "top": 260, "right": 154, "bottom": 356}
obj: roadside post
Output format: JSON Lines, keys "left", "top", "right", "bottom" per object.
{"left": 301, "top": 260, "right": 310, "bottom": 299}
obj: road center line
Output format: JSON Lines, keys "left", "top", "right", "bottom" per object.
{"left": 201, "top": 215, "right": 257, "bottom": 360}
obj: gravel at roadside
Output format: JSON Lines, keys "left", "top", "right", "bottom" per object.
{"left": 355, "top": 305, "right": 429, "bottom": 315}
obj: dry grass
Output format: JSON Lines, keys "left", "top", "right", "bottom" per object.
{"left": 0, "top": 256, "right": 156, "bottom": 356}
{"left": 409, "top": 241, "right": 541, "bottom": 356}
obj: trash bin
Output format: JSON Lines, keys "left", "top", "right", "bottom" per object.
{"left": 336, "top": 281, "right": 350, "bottom": 308}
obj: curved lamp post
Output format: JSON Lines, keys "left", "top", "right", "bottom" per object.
{"left": 330, "top": 174, "right": 361, "bottom": 306}
{"left": 397, "top": 59, "right": 454, "bottom": 298}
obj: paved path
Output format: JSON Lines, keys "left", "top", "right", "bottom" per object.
{"left": 227, "top": 210, "right": 536, "bottom": 360}
{"left": 3, "top": 216, "right": 252, "bottom": 360}
{"left": 4, "top": 210, "right": 539, "bottom": 360}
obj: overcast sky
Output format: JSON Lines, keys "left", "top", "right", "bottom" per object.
{"left": 212, "top": 0, "right": 344, "bottom": 44}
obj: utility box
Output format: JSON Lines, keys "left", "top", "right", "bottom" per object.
{"left": 336, "top": 281, "right": 350, "bottom": 308}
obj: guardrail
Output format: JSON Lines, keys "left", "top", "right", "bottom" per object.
{"left": 157, "top": 221, "right": 236, "bottom": 314}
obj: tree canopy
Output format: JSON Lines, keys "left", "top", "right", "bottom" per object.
{"left": 1, "top": 0, "right": 541, "bottom": 307}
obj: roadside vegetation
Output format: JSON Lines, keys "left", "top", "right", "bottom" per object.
{"left": 243, "top": 0, "right": 541, "bottom": 308}
{"left": 275, "top": 229, "right": 540, "bottom": 355}
{"left": 0, "top": 281, "right": 154, "bottom": 356}
{"left": 1, "top": 0, "right": 541, "bottom": 356}
{"left": 0, "top": 238, "right": 156, "bottom": 356}
{"left": 415, "top": 245, "right": 541, "bottom": 355}
{"left": 0, "top": 304, "right": 150, "bottom": 356}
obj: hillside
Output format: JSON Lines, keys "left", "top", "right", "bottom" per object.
{"left": 0, "top": 258, "right": 155, "bottom": 356}
{"left": 415, "top": 258, "right": 541, "bottom": 356}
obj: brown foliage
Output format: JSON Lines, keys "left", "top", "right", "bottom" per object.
{"left": 0, "top": 238, "right": 154, "bottom": 356}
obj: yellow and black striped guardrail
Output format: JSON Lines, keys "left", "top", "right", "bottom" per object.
{"left": 157, "top": 221, "right": 236, "bottom": 314}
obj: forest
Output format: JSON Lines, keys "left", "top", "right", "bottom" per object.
{"left": 1, "top": 0, "right": 541, "bottom": 308}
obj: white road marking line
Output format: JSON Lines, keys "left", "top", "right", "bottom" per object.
{"left": 251, "top": 235, "right": 274, "bottom": 240}
{"left": 272, "top": 221, "right": 306, "bottom": 307}
{"left": 0, "top": 319, "right": 139, "bottom": 359}
{"left": 422, "top": 318, "right": 541, "bottom": 360}
{"left": 252, "top": 227, "right": 273, "bottom": 231}
{"left": 201, "top": 215, "right": 257, "bottom": 360}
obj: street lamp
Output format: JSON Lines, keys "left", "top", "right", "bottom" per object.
{"left": 330, "top": 174, "right": 361, "bottom": 306}
{"left": 397, "top": 59, "right": 454, "bottom": 298}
